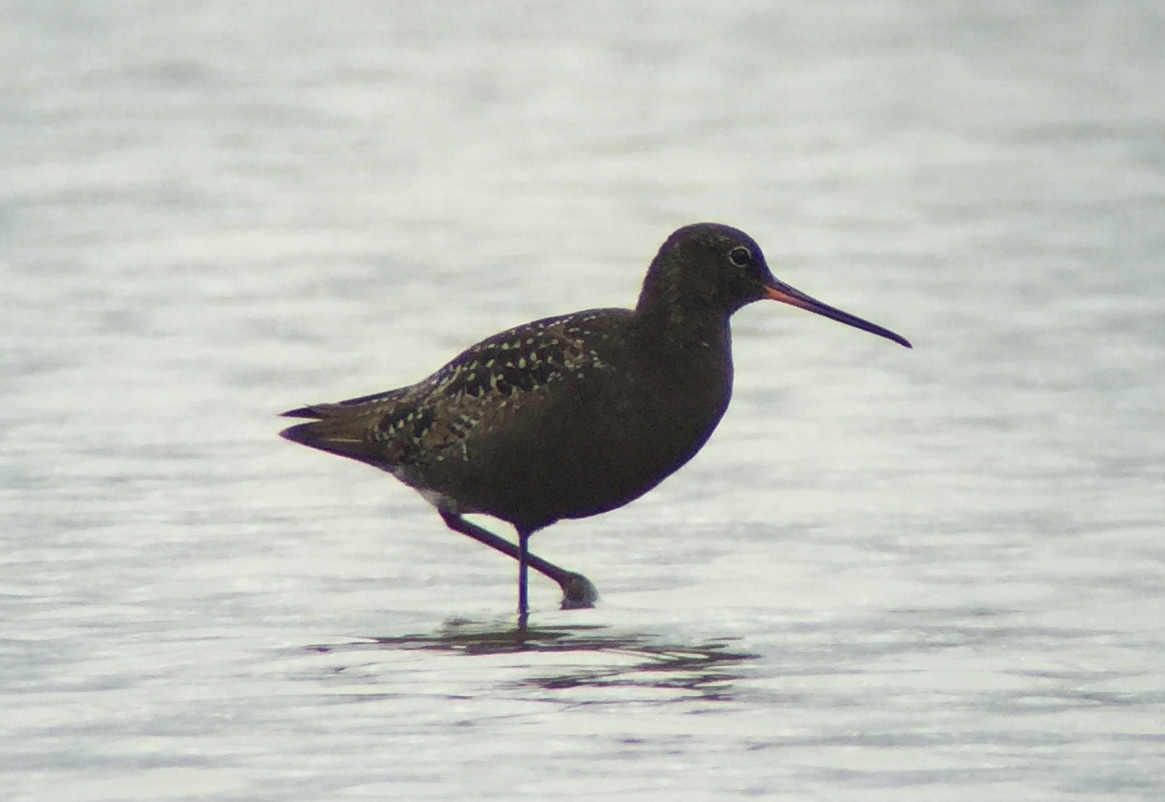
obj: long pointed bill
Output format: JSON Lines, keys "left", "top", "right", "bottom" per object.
{"left": 763, "top": 280, "right": 912, "bottom": 348}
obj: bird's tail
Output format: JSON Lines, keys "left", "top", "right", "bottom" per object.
{"left": 278, "top": 392, "right": 406, "bottom": 466}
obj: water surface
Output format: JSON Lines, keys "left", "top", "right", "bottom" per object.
{"left": 3, "top": 2, "right": 1163, "bottom": 799}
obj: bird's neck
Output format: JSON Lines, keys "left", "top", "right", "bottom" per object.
{"left": 628, "top": 293, "right": 735, "bottom": 456}
{"left": 632, "top": 283, "right": 733, "bottom": 353}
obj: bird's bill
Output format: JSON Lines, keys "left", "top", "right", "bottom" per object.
{"left": 763, "top": 280, "right": 912, "bottom": 348}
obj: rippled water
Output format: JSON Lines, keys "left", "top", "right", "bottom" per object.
{"left": 3, "top": 2, "right": 1164, "bottom": 800}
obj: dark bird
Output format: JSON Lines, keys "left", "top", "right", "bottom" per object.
{"left": 280, "top": 223, "right": 910, "bottom": 625}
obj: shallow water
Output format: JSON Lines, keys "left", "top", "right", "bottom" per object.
{"left": 3, "top": 2, "right": 1164, "bottom": 800}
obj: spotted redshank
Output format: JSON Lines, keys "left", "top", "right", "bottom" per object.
{"left": 281, "top": 223, "right": 910, "bottom": 625}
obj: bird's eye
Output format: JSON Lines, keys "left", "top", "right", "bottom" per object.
{"left": 728, "top": 246, "right": 752, "bottom": 267}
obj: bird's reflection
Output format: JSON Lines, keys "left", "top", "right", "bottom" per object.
{"left": 309, "top": 620, "right": 759, "bottom": 700}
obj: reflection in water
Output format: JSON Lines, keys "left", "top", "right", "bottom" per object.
{"left": 308, "top": 620, "right": 760, "bottom": 700}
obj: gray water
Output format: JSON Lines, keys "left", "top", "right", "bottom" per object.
{"left": 3, "top": 2, "right": 1164, "bottom": 800}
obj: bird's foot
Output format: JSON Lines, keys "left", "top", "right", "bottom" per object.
{"left": 559, "top": 572, "right": 599, "bottom": 609}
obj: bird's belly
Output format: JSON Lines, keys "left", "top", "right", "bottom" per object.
{"left": 442, "top": 377, "right": 729, "bottom": 530}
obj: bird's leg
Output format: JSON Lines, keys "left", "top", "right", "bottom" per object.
{"left": 438, "top": 511, "right": 598, "bottom": 609}
{"left": 517, "top": 528, "right": 530, "bottom": 629}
